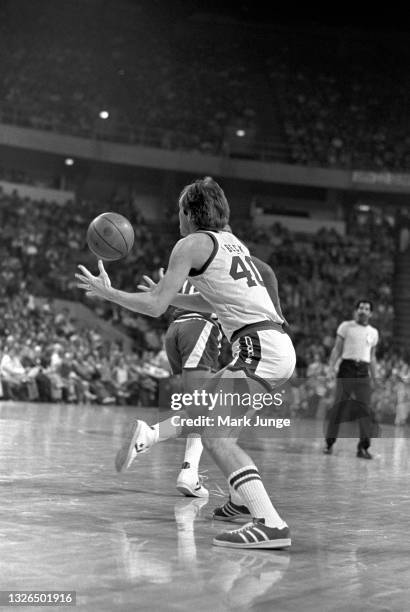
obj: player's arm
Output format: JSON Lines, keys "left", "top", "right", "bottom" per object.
{"left": 251, "top": 256, "right": 286, "bottom": 322}
{"left": 76, "top": 234, "right": 212, "bottom": 317}
{"left": 137, "top": 268, "right": 214, "bottom": 313}
{"left": 328, "top": 335, "right": 344, "bottom": 374}
{"left": 169, "top": 292, "right": 214, "bottom": 312}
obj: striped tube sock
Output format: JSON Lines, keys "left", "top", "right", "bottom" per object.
{"left": 228, "top": 483, "right": 245, "bottom": 506}
{"left": 228, "top": 465, "right": 287, "bottom": 529}
{"left": 183, "top": 434, "right": 203, "bottom": 471}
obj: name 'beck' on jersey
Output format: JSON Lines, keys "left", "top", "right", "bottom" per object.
{"left": 188, "top": 230, "right": 283, "bottom": 341}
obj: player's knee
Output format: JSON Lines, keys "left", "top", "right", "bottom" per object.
{"left": 201, "top": 436, "right": 220, "bottom": 453}
{"left": 202, "top": 435, "right": 235, "bottom": 453}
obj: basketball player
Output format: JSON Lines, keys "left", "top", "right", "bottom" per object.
{"left": 76, "top": 176, "right": 296, "bottom": 549}
{"left": 323, "top": 300, "right": 379, "bottom": 459}
{"left": 166, "top": 277, "right": 221, "bottom": 498}
{"left": 156, "top": 236, "right": 288, "bottom": 499}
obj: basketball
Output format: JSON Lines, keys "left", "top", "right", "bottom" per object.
{"left": 87, "top": 212, "right": 135, "bottom": 261}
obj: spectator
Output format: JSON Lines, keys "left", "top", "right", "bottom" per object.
{"left": 1, "top": 339, "right": 39, "bottom": 401}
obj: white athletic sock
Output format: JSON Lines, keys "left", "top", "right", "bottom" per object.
{"left": 183, "top": 434, "right": 203, "bottom": 471}
{"left": 228, "top": 465, "right": 287, "bottom": 529}
{"left": 153, "top": 418, "right": 181, "bottom": 442}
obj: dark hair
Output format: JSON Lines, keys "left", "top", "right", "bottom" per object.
{"left": 179, "top": 176, "right": 230, "bottom": 230}
{"left": 355, "top": 299, "right": 373, "bottom": 311}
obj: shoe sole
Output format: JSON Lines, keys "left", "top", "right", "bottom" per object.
{"left": 212, "top": 537, "right": 291, "bottom": 549}
{"left": 176, "top": 483, "right": 209, "bottom": 498}
{"left": 115, "top": 420, "right": 143, "bottom": 473}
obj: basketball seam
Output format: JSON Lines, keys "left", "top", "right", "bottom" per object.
{"left": 103, "top": 216, "right": 131, "bottom": 253}
{"left": 92, "top": 225, "right": 123, "bottom": 256}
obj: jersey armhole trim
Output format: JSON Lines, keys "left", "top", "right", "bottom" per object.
{"left": 189, "top": 231, "right": 219, "bottom": 277}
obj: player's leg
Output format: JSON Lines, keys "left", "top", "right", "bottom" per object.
{"left": 201, "top": 372, "right": 290, "bottom": 548}
{"left": 115, "top": 318, "right": 219, "bottom": 479}
{"left": 115, "top": 322, "right": 189, "bottom": 472}
{"left": 355, "top": 377, "right": 374, "bottom": 459}
{"left": 324, "top": 376, "right": 349, "bottom": 453}
{"left": 176, "top": 368, "right": 212, "bottom": 497}
{"left": 212, "top": 424, "right": 252, "bottom": 523}
{"left": 205, "top": 328, "right": 295, "bottom": 548}
{"left": 170, "top": 318, "right": 220, "bottom": 496}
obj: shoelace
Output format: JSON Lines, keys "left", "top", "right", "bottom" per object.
{"left": 197, "top": 470, "right": 209, "bottom": 487}
{"left": 228, "top": 520, "right": 258, "bottom": 535}
{"left": 209, "top": 482, "right": 226, "bottom": 497}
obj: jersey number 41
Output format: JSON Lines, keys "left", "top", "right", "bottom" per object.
{"left": 229, "top": 255, "right": 265, "bottom": 287}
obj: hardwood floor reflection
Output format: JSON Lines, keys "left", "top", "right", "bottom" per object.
{"left": 1, "top": 401, "right": 409, "bottom": 611}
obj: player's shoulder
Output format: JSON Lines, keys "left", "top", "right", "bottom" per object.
{"left": 173, "top": 232, "right": 214, "bottom": 253}
{"left": 172, "top": 232, "right": 216, "bottom": 271}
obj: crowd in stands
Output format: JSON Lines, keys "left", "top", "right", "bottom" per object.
{"left": 0, "top": 187, "right": 173, "bottom": 407}
{"left": 280, "top": 349, "right": 410, "bottom": 427}
{"left": 0, "top": 183, "right": 408, "bottom": 424}
{"left": 0, "top": 3, "right": 408, "bottom": 422}
{"left": 1, "top": 1, "right": 409, "bottom": 170}
{"left": 0, "top": 1, "right": 257, "bottom": 155}
{"left": 0, "top": 1, "right": 123, "bottom": 138}
{"left": 266, "top": 221, "right": 393, "bottom": 357}
{"left": 0, "top": 292, "right": 171, "bottom": 406}
{"left": 269, "top": 44, "right": 410, "bottom": 171}
{"left": 0, "top": 166, "right": 58, "bottom": 190}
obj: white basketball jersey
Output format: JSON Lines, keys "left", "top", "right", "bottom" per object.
{"left": 188, "top": 230, "right": 283, "bottom": 340}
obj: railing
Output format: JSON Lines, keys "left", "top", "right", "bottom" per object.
{"left": 0, "top": 103, "right": 290, "bottom": 163}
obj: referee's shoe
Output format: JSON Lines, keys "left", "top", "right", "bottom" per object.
{"left": 357, "top": 445, "right": 372, "bottom": 460}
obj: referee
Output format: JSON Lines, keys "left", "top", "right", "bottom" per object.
{"left": 323, "top": 300, "right": 379, "bottom": 459}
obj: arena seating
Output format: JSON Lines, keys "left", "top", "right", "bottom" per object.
{"left": 0, "top": 3, "right": 408, "bottom": 419}
{"left": 0, "top": 187, "right": 407, "bottom": 423}
{"left": 1, "top": 3, "right": 409, "bottom": 170}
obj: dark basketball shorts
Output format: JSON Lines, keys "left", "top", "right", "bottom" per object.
{"left": 165, "top": 317, "right": 221, "bottom": 375}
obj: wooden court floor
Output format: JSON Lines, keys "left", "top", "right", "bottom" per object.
{"left": 0, "top": 401, "right": 409, "bottom": 612}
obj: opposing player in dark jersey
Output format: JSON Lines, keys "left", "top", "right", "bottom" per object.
{"left": 166, "top": 278, "right": 221, "bottom": 497}
{"left": 76, "top": 177, "right": 296, "bottom": 549}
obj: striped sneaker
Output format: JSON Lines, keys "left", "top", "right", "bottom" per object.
{"left": 213, "top": 519, "right": 291, "bottom": 549}
{"left": 115, "top": 419, "right": 158, "bottom": 473}
{"left": 212, "top": 497, "right": 251, "bottom": 522}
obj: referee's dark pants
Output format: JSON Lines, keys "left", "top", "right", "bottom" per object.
{"left": 325, "top": 359, "right": 377, "bottom": 450}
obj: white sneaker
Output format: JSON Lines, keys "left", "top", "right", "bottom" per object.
{"left": 115, "top": 420, "right": 158, "bottom": 472}
{"left": 176, "top": 462, "right": 209, "bottom": 498}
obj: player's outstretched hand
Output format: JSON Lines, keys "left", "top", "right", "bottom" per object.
{"left": 137, "top": 267, "right": 165, "bottom": 293}
{"left": 75, "top": 260, "right": 112, "bottom": 300}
